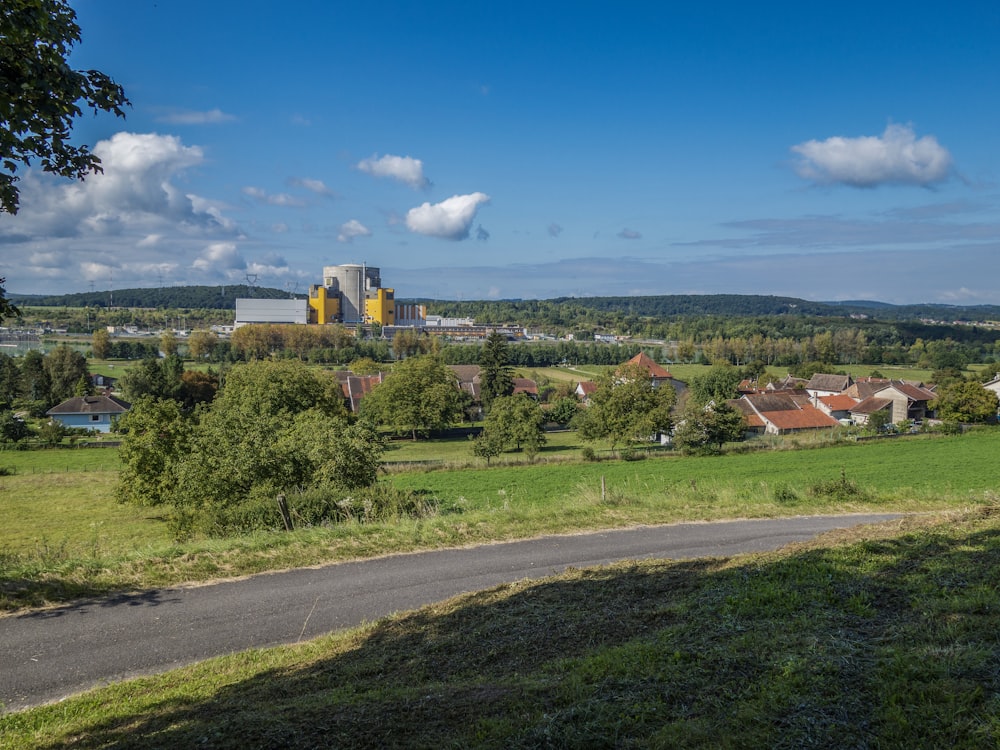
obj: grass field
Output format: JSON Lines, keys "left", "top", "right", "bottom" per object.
{"left": 2, "top": 430, "right": 999, "bottom": 613}
{"left": 2, "top": 508, "right": 998, "bottom": 747}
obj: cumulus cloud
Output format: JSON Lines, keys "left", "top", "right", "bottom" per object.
{"left": 405, "top": 192, "right": 490, "bottom": 240}
{"left": 618, "top": 228, "right": 642, "bottom": 239}
{"left": 242, "top": 186, "right": 305, "bottom": 207}
{"left": 289, "top": 177, "right": 334, "bottom": 196}
{"left": 476, "top": 225, "right": 490, "bottom": 241}
{"left": 155, "top": 108, "right": 236, "bottom": 125}
{"left": 338, "top": 219, "right": 372, "bottom": 243}
{"left": 791, "top": 124, "right": 953, "bottom": 187}
{"left": 357, "top": 154, "right": 429, "bottom": 189}
{"left": 0, "top": 132, "right": 223, "bottom": 241}
{"left": 193, "top": 242, "right": 246, "bottom": 274}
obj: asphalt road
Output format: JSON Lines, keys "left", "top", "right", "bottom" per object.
{"left": 0, "top": 514, "right": 902, "bottom": 713}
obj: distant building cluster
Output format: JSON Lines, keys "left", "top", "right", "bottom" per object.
{"left": 234, "top": 264, "right": 525, "bottom": 339}
{"left": 236, "top": 264, "right": 403, "bottom": 329}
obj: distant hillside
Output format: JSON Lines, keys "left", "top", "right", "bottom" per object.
{"left": 11, "top": 287, "right": 1000, "bottom": 323}
{"left": 10, "top": 285, "right": 299, "bottom": 310}
{"left": 549, "top": 295, "right": 1000, "bottom": 322}
{"left": 420, "top": 294, "right": 1000, "bottom": 323}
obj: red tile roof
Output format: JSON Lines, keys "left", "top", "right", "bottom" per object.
{"left": 819, "top": 394, "right": 859, "bottom": 411}
{"left": 624, "top": 352, "right": 673, "bottom": 379}
{"left": 762, "top": 404, "right": 840, "bottom": 430}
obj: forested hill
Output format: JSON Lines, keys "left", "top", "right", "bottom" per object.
{"left": 419, "top": 294, "right": 1000, "bottom": 323}
{"left": 549, "top": 295, "right": 1000, "bottom": 321}
{"left": 11, "top": 285, "right": 297, "bottom": 310}
{"left": 11, "top": 287, "right": 1000, "bottom": 323}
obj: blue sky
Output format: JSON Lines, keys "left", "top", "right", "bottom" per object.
{"left": 3, "top": 1, "right": 1000, "bottom": 304}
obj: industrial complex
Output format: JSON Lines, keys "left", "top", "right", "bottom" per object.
{"left": 234, "top": 265, "right": 522, "bottom": 339}
{"left": 235, "top": 264, "right": 411, "bottom": 328}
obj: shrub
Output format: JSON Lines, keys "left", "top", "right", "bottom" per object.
{"left": 173, "top": 483, "right": 438, "bottom": 537}
{"left": 937, "top": 420, "right": 964, "bottom": 435}
{"left": 807, "top": 471, "right": 871, "bottom": 503}
{"left": 772, "top": 483, "right": 800, "bottom": 505}
{"left": 580, "top": 445, "right": 598, "bottom": 462}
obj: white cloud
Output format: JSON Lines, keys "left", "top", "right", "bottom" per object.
{"left": 193, "top": 242, "right": 246, "bottom": 274}
{"left": 618, "top": 228, "right": 642, "bottom": 239}
{"left": 155, "top": 108, "right": 236, "bottom": 125}
{"left": 242, "top": 186, "right": 306, "bottom": 207}
{"left": 791, "top": 124, "right": 953, "bottom": 187}
{"left": 357, "top": 154, "right": 429, "bottom": 189}
{"left": 405, "top": 193, "right": 490, "bottom": 240}
{"left": 338, "top": 219, "right": 372, "bottom": 243}
{"left": 548, "top": 223, "right": 563, "bottom": 237}
{"left": 289, "top": 177, "right": 334, "bottom": 196}
{"left": 0, "top": 132, "right": 223, "bottom": 241}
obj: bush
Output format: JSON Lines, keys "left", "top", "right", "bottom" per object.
{"left": 173, "top": 483, "right": 438, "bottom": 537}
{"left": 937, "top": 420, "right": 964, "bottom": 435}
{"left": 581, "top": 445, "right": 598, "bottom": 462}
{"left": 807, "top": 472, "right": 871, "bottom": 503}
{"left": 772, "top": 483, "right": 800, "bottom": 504}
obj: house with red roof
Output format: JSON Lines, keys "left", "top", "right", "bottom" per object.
{"left": 620, "top": 352, "right": 687, "bottom": 397}
{"left": 729, "top": 392, "right": 840, "bottom": 435}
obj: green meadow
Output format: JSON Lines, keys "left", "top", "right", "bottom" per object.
{"left": 1, "top": 430, "right": 998, "bottom": 612}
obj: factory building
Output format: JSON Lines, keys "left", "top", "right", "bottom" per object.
{"left": 235, "top": 264, "right": 404, "bottom": 328}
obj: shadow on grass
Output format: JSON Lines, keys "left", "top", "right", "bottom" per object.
{"left": 22, "top": 521, "right": 1000, "bottom": 748}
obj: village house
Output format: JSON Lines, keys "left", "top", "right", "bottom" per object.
{"left": 729, "top": 392, "right": 840, "bottom": 435}
{"left": 805, "top": 373, "right": 854, "bottom": 399}
{"left": 333, "top": 371, "right": 386, "bottom": 414}
{"left": 849, "top": 380, "right": 937, "bottom": 425}
{"left": 46, "top": 394, "right": 131, "bottom": 433}
{"left": 815, "top": 393, "right": 859, "bottom": 422}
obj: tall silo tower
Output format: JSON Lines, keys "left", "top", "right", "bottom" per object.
{"left": 322, "top": 264, "right": 381, "bottom": 323}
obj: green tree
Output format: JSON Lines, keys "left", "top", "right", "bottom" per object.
{"left": 361, "top": 355, "right": 463, "bottom": 440}
{"left": 866, "top": 409, "right": 892, "bottom": 434}
{"left": 91, "top": 328, "right": 111, "bottom": 359}
{"left": 471, "top": 429, "right": 505, "bottom": 465}
{"left": 478, "top": 393, "right": 546, "bottom": 460}
{"left": 159, "top": 329, "right": 179, "bottom": 357}
{"left": 478, "top": 330, "right": 514, "bottom": 412}
{"left": 0, "top": 352, "right": 20, "bottom": 405}
{"left": 687, "top": 363, "right": 744, "bottom": 407}
{"left": 0, "top": 278, "right": 19, "bottom": 324}
{"left": 547, "top": 396, "right": 581, "bottom": 426}
{"left": 19, "top": 349, "right": 49, "bottom": 402}
{"left": 187, "top": 330, "right": 219, "bottom": 360}
{"left": 115, "top": 397, "right": 192, "bottom": 507}
{"left": 117, "top": 361, "right": 373, "bottom": 528}
{"left": 43, "top": 344, "right": 89, "bottom": 403}
{"left": 577, "top": 363, "right": 676, "bottom": 449}
{"left": 672, "top": 401, "right": 745, "bottom": 455}
{"left": 0, "top": 408, "right": 30, "bottom": 443}
{"left": 178, "top": 369, "right": 218, "bottom": 409}
{"left": 117, "top": 357, "right": 183, "bottom": 403}
{"left": 348, "top": 357, "right": 383, "bottom": 375}
{"left": 932, "top": 382, "right": 999, "bottom": 424}
{"left": 37, "top": 419, "right": 67, "bottom": 445}
{"left": 0, "top": 0, "right": 129, "bottom": 215}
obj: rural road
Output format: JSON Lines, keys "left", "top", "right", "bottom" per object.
{"left": 0, "top": 514, "right": 901, "bottom": 713}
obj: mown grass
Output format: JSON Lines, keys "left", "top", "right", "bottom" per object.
{"left": 3, "top": 508, "right": 999, "bottom": 747}
{"left": 2, "top": 431, "right": 999, "bottom": 613}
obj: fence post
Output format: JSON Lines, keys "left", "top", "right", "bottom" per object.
{"left": 601, "top": 475, "right": 606, "bottom": 502}
{"left": 276, "top": 493, "right": 294, "bottom": 531}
